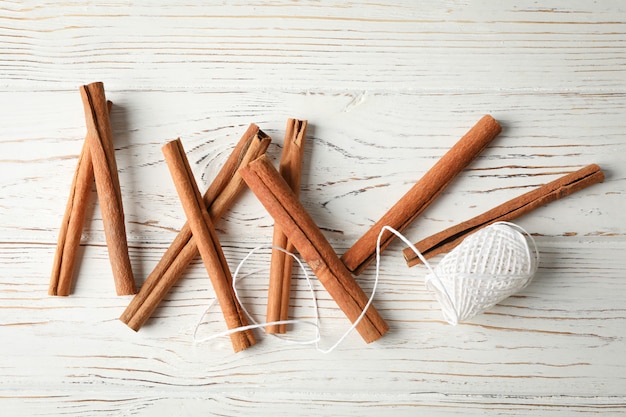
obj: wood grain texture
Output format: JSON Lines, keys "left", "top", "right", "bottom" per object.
{"left": 1, "top": 1, "right": 625, "bottom": 415}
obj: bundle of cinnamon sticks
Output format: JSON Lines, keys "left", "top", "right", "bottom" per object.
{"left": 50, "top": 83, "right": 605, "bottom": 352}
{"left": 50, "top": 82, "right": 135, "bottom": 296}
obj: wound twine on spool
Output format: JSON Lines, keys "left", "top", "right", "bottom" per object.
{"left": 192, "top": 222, "right": 538, "bottom": 351}
{"left": 421, "top": 222, "right": 539, "bottom": 325}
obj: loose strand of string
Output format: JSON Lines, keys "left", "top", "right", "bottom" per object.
{"left": 193, "top": 226, "right": 417, "bottom": 353}
{"left": 192, "top": 222, "right": 538, "bottom": 350}
{"left": 233, "top": 245, "right": 321, "bottom": 346}
{"left": 317, "top": 225, "right": 453, "bottom": 352}
{"left": 382, "top": 226, "right": 461, "bottom": 325}
{"left": 193, "top": 245, "right": 321, "bottom": 346}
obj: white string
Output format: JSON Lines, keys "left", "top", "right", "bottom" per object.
{"left": 373, "top": 225, "right": 464, "bottom": 323}
{"left": 421, "top": 221, "right": 539, "bottom": 325}
{"left": 233, "top": 245, "right": 321, "bottom": 346}
{"left": 316, "top": 225, "right": 451, "bottom": 351}
{"left": 192, "top": 222, "right": 538, "bottom": 350}
{"left": 193, "top": 226, "right": 405, "bottom": 353}
{"left": 193, "top": 245, "right": 321, "bottom": 346}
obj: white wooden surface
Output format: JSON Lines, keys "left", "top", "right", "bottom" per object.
{"left": 1, "top": 1, "right": 625, "bottom": 415}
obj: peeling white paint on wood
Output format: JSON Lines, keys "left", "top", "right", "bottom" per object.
{"left": 1, "top": 1, "right": 625, "bottom": 415}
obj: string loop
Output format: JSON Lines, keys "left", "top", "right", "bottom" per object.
{"left": 193, "top": 222, "right": 538, "bottom": 350}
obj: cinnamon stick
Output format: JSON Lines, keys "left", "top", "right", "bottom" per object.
{"left": 120, "top": 124, "right": 271, "bottom": 331}
{"left": 341, "top": 115, "right": 502, "bottom": 275}
{"left": 49, "top": 101, "right": 112, "bottom": 296}
{"left": 403, "top": 164, "right": 605, "bottom": 267}
{"left": 163, "top": 139, "right": 256, "bottom": 352}
{"left": 240, "top": 154, "right": 389, "bottom": 344}
{"left": 266, "top": 119, "right": 308, "bottom": 334}
{"left": 80, "top": 82, "right": 136, "bottom": 295}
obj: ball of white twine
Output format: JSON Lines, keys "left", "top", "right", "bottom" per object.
{"left": 422, "top": 222, "right": 539, "bottom": 325}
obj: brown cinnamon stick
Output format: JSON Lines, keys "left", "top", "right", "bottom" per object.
{"left": 163, "top": 139, "right": 256, "bottom": 352}
{"left": 49, "top": 101, "right": 112, "bottom": 296}
{"left": 80, "top": 82, "right": 136, "bottom": 295}
{"left": 240, "top": 154, "right": 389, "bottom": 344}
{"left": 120, "top": 124, "right": 270, "bottom": 331}
{"left": 341, "top": 115, "right": 502, "bottom": 275}
{"left": 403, "top": 164, "right": 605, "bottom": 267}
{"left": 266, "top": 119, "right": 308, "bottom": 334}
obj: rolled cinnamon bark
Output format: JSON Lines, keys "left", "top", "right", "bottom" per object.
{"left": 240, "top": 155, "right": 389, "bottom": 344}
{"left": 266, "top": 119, "right": 307, "bottom": 334}
{"left": 163, "top": 139, "right": 255, "bottom": 352}
{"left": 120, "top": 124, "right": 270, "bottom": 331}
{"left": 403, "top": 164, "right": 605, "bottom": 266}
{"left": 80, "top": 82, "right": 136, "bottom": 295}
{"left": 49, "top": 101, "right": 112, "bottom": 296}
{"left": 341, "top": 115, "right": 502, "bottom": 275}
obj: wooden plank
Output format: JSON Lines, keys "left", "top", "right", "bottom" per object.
{"left": 0, "top": 1, "right": 625, "bottom": 415}
{"left": 0, "top": 91, "right": 622, "bottom": 246}
{"left": 0, "top": 1, "right": 624, "bottom": 92}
